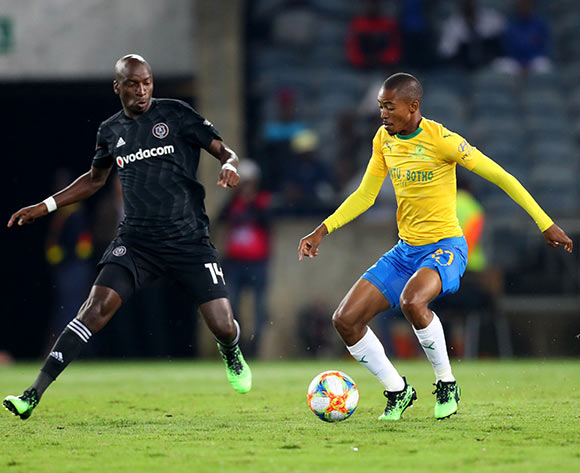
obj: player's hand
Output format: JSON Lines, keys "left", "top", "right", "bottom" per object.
{"left": 217, "top": 163, "right": 239, "bottom": 188}
{"left": 298, "top": 224, "right": 328, "bottom": 261}
{"left": 7, "top": 203, "right": 48, "bottom": 227}
{"left": 543, "top": 223, "right": 573, "bottom": 253}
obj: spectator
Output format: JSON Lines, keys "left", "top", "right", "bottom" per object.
{"left": 260, "top": 88, "right": 308, "bottom": 191}
{"left": 346, "top": 0, "right": 402, "bottom": 70}
{"left": 399, "top": 0, "right": 437, "bottom": 69}
{"left": 456, "top": 181, "right": 487, "bottom": 272}
{"left": 438, "top": 0, "right": 505, "bottom": 69}
{"left": 279, "top": 129, "right": 335, "bottom": 215}
{"left": 262, "top": 88, "right": 308, "bottom": 144}
{"left": 270, "top": 0, "right": 318, "bottom": 49}
{"left": 219, "top": 160, "right": 273, "bottom": 358}
{"left": 251, "top": 0, "right": 318, "bottom": 49}
{"left": 494, "top": 0, "right": 553, "bottom": 75}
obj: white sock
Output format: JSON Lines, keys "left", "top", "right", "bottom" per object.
{"left": 347, "top": 327, "right": 405, "bottom": 392}
{"left": 413, "top": 312, "right": 455, "bottom": 382}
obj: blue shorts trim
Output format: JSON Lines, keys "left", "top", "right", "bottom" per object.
{"left": 362, "top": 236, "right": 468, "bottom": 308}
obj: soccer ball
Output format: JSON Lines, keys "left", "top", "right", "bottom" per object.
{"left": 307, "top": 371, "right": 359, "bottom": 422}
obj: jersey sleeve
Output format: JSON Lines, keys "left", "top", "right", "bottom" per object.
{"left": 471, "top": 155, "right": 554, "bottom": 232}
{"left": 179, "top": 102, "right": 222, "bottom": 151}
{"left": 92, "top": 124, "right": 114, "bottom": 169}
{"left": 437, "top": 127, "right": 483, "bottom": 171}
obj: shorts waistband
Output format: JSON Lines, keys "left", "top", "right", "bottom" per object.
{"left": 399, "top": 236, "right": 466, "bottom": 249}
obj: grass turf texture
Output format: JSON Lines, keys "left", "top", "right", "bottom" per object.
{"left": 1, "top": 359, "right": 579, "bottom": 473}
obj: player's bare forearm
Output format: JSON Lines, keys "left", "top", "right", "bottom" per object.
{"left": 209, "top": 139, "right": 240, "bottom": 188}
{"left": 298, "top": 223, "right": 328, "bottom": 261}
{"left": 7, "top": 166, "right": 110, "bottom": 228}
{"left": 55, "top": 168, "right": 110, "bottom": 206}
{"left": 208, "top": 139, "right": 238, "bottom": 166}
{"left": 543, "top": 223, "right": 573, "bottom": 253}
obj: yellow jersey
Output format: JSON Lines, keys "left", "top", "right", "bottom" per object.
{"left": 323, "top": 117, "right": 553, "bottom": 245}
{"left": 369, "top": 118, "right": 481, "bottom": 244}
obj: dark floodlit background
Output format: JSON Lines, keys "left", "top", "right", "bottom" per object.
{"left": 1, "top": 0, "right": 578, "bottom": 363}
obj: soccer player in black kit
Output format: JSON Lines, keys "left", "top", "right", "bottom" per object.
{"left": 4, "top": 54, "right": 252, "bottom": 420}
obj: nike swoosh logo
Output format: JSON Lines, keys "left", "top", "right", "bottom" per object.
{"left": 422, "top": 342, "right": 435, "bottom": 350}
{"left": 359, "top": 355, "right": 369, "bottom": 364}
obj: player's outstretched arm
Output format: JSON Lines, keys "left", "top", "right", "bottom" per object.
{"left": 542, "top": 224, "right": 573, "bottom": 253}
{"left": 7, "top": 166, "right": 111, "bottom": 228}
{"left": 470, "top": 156, "right": 573, "bottom": 253}
{"left": 208, "top": 139, "right": 240, "bottom": 189}
{"left": 298, "top": 224, "right": 328, "bottom": 261}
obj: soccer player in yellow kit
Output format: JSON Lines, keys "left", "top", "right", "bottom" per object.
{"left": 298, "top": 73, "right": 573, "bottom": 421}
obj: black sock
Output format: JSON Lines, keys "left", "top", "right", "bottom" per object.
{"left": 31, "top": 319, "right": 92, "bottom": 398}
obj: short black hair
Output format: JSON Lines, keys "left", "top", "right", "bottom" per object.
{"left": 382, "top": 73, "right": 423, "bottom": 103}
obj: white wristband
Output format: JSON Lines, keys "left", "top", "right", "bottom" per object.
{"left": 221, "top": 163, "right": 237, "bottom": 173}
{"left": 43, "top": 196, "right": 57, "bottom": 213}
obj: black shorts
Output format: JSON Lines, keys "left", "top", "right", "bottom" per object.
{"left": 95, "top": 236, "right": 229, "bottom": 305}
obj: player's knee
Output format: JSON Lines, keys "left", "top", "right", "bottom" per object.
{"left": 399, "top": 295, "right": 424, "bottom": 320}
{"left": 332, "top": 307, "right": 357, "bottom": 337}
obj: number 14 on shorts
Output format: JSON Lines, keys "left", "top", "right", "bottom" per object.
{"left": 205, "top": 262, "right": 226, "bottom": 284}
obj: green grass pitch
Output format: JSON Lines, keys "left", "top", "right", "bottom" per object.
{"left": 1, "top": 359, "right": 579, "bottom": 473}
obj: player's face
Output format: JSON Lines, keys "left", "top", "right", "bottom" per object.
{"left": 378, "top": 87, "right": 416, "bottom": 136}
{"left": 115, "top": 63, "right": 153, "bottom": 118}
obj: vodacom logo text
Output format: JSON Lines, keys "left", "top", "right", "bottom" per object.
{"left": 116, "top": 145, "right": 175, "bottom": 168}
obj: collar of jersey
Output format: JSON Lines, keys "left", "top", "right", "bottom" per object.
{"left": 395, "top": 125, "right": 423, "bottom": 140}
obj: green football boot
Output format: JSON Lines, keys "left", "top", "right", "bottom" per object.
{"left": 218, "top": 344, "right": 252, "bottom": 394}
{"left": 3, "top": 389, "right": 39, "bottom": 420}
{"left": 378, "top": 378, "right": 417, "bottom": 421}
{"left": 433, "top": 380, "right": 461, "bottom": 419}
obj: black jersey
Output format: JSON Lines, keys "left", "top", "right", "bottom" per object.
{"left": 92, "top": 99, "right": 222, "bottom": 250}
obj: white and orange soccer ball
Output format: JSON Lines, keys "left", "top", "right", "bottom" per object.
{"left": 307, "top": 371, "right": 359, "bottom": 422}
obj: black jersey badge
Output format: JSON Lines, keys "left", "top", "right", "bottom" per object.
{"left": 113, "top": 246, "right": 127, "bottom": 257}
{"left": 152, "top": 123, "right": 169, "bottom": 139}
